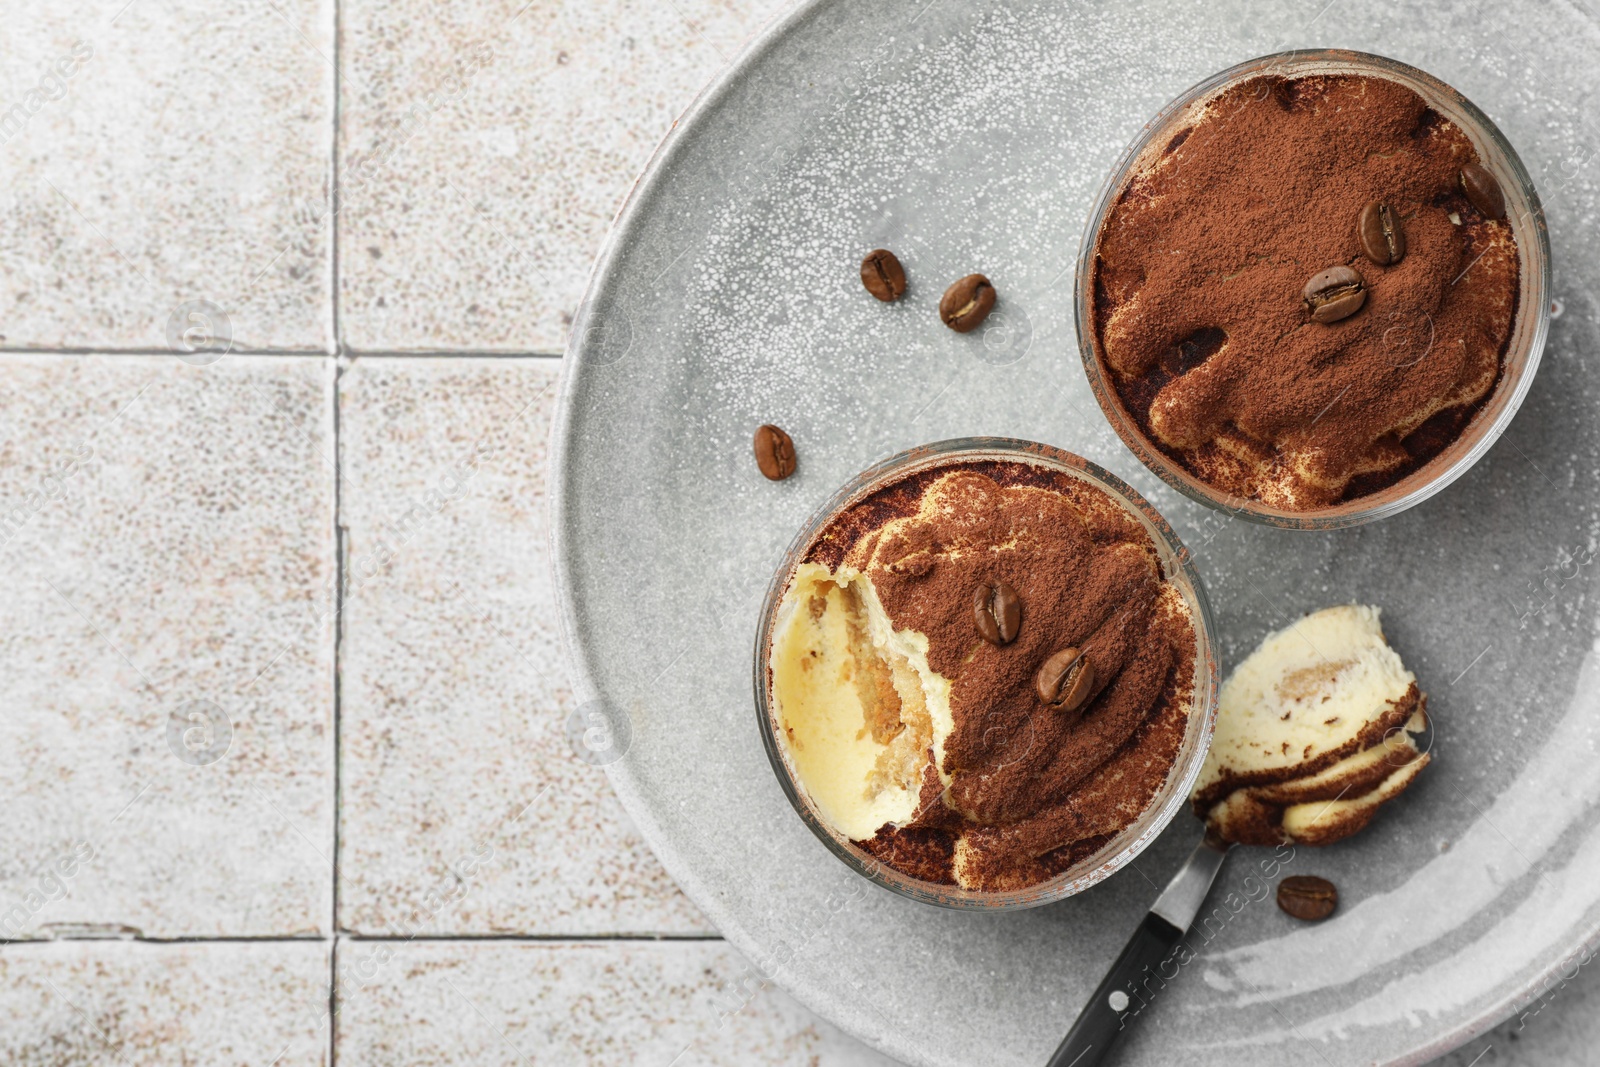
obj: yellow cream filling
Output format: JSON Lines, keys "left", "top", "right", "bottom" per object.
{"left": 1195, "top": 603, "right": 1414, "bottom": 794}
{"left": 769, "top": 562, "right": 954, "bottom": 841}
{"left": 1279, "top": 754, "right": 1430, "bottom": 840}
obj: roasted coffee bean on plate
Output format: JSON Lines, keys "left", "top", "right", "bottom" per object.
{"left": 860, "top": 249, "right": 907, "bottom": 302}
{"left": 1460, "top": 163, "right": 1506, "bottom": 220}
{"left": 753, "top": 424, "right": 797, "bottom": 481}
{"left": 1277, "top": 875, "right": 1338, "bottom": 921}
{"left": 1037, "top": 647, "right": 1095, "bottom": 713}
{"left": 1303, "top": 265, "right": 1367, "bottom": 324}
{"left": 1357, "top": 201, "right": 1406, "bottom": 265}
{"left": 972, "top": 580, "right": 1021, "bottom": 645}
{"left": 940, "top": 273, "right": 996, "bottom": 332}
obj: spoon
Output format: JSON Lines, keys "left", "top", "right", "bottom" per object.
{"left": 1045, "top": 828, "right": 1232, "bottom": 1067}
{"left": 1046, "top": 711, "right": 1433, "bottom": 1066}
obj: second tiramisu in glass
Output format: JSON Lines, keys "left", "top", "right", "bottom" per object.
{"left": 1079, "top": 50, "right": 1549, "bottom": 526}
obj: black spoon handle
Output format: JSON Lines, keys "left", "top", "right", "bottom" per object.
{"left": 1044, "top": 911, "right": 1183, "bottom": 1067}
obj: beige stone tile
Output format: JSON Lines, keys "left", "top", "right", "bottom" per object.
{"left": 337, "top": 356, "right": 707, "bottom": 935}
{"left": 0, "top": 355, "right": 335, "bottom": 938}
{"left": 0, "top": 0, "right": 334, "bottom": 351}
{"left": 0, "top": 940, "right": 331, "bottom": 1066}
{"left": 334, "top": 939, "right": 899, "bottom": 1067}
{"left": 337, "top": 0, "right": 789, "bottom": 353}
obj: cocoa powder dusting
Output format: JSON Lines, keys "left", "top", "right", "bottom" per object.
{"left": 803, "top": 460, "right": 1197, "bottom": 890}
{"left": 1093, "top": 73, "right": 1521, "bottom": 510}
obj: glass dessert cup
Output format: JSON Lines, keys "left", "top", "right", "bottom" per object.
{"left": 753, "top": 438, "right": 1220, "bottom": 909}
{"left": 1075, "top": 49, "right": 1552, "bottom": 530}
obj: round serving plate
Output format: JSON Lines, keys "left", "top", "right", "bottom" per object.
{"left": 550, "top": 2, "right": 1600, "bottom": 1064}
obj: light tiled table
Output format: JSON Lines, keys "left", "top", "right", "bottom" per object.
{"left": 0, "top": 2, "right": 1592, "bottom": 1064}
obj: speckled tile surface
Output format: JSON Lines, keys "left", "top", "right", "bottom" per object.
{"left": 333, "top": 939, "right": 899, "bottom": 1066}
{"left": 0, "top": 941, "right": 331, "bottom": 1066}
{"left": 337, "top": 356, "right": 708, "bottom": 935}
{"left": 337, "top": 0, "right": 790, "bottom": 352}
{"left": 0, "top": 0, "right": 334, "bottom": 352}
{"left": 0, "top": 355, "right": 335, "bottom": 939}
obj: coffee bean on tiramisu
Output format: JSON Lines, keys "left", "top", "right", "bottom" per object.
{"left": 1357, "top": 201, "right": 1406, "bottom": 265}
{"left": 972, "top": 580, "right": 1021, "bottom": 645}
{"left": 1303, "top": 265, "right": 1367, "bottom": 324}
{"left": 1277, "top": 875, "right": 1338, "bottom": 921}
{"left": 1460, "top": 163, "right": 1506, "bottom": 220}
{"left": 860, "top": 249, "right": 907, "bottom": 302}
{"left": 753, "top": 424, "right": 797, "bottom": 481}
{"left": 1037, "top": 647, "right": 1095, "bottom": 712}
{"left": 939, "top": 274, "right": 996, "bottom": 332}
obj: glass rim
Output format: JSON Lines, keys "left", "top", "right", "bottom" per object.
{"left": 751, "top": 437, "right": 1221, "bottom": 910}
{"left": 1074, "top": 48, "right": 1553, "bottom": 530}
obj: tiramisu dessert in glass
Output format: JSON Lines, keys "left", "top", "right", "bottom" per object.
{"left": 755, "top": 439, "right": 1218, "bottom": 907}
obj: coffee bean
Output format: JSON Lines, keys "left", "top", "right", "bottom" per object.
{"left": 1460, "top": 163, "right": 1506, "bottom": 220}
{"left": 753, "top": 424, "right": 796, "bottom": 481}
{"left": 1036, "top": 647, "right": 1096, "bottom": 713}
{"left": 1357, "top": 201, "right": 1406, "bottom": 266}
{"left": 972, "top": 580, "right": 1021, "bottom": 645}
{"left": 1303, "top": 265, "right": 1367, "bottom": 324}
{"left": 1277, "top": 875, "right": 1338, "bottom": 921}
{"left": 940, "top": 274, "right": 996, "bottom": 332}
{"left": 860, "top": 249, "right": 907, "bottom": 302}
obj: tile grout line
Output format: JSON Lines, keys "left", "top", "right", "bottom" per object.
{"left": 340, "top": 350, "right": 568, "bottom": 359}
{"left": 2, "top": 936, "right": 339, "bottom": 945}
{"left": 0, "top": 348, "right": 334, "bottom": 358}
{"left": 328, "top": 0, "right": 345, "bottom": 1056}
{"left": 1, "top": 933, "right": 730, "bottom": 945}
{"left": 0, "top": 348, "right": 566, "bottom": 358}
{"left": 328, "top": 936, "right": 340, "bottom": 1064}
{"left": 328, "top": 355, "right": 345, "bottom": 1064}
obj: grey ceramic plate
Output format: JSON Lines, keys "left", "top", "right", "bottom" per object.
{"left": 550, "top": 2, "right": 1600, "bottom": 1064}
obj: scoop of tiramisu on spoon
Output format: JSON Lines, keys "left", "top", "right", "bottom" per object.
{"left": 1047, "top": 605, "right": 1433, "bottom": 1067}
